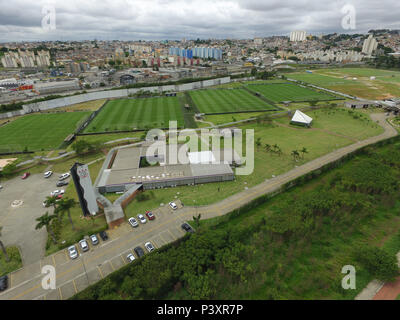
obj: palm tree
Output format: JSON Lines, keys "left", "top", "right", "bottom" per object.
{"left": 44, "top": 196, "right": 58, "bottom": 210}
{"left": 0, "top": 226, "right": 10, "bottom": 262}
{"left": 35, "top": 212, "right": 58, "bottom": 244}
{"left": 57, "top": 198, "right": 77, "bottom": 230}
{"left": 192, "top": 214, "right": 202, "bottom": 227}
{"left": 301, "top": 147, "right": 309, "bottom": 159}
{"left": 291, "top": 150, "right": 300, "bottom": 162}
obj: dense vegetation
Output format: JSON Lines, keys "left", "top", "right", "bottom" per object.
{"left": 73, "top": 138, "right": 400, "bottom": 300}
{"left": 0, "top": 94, "right": 87, "bottom": 114}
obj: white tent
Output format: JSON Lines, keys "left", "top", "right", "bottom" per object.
{"left": 291, "top": 110, "right": 313, "bottom": 127}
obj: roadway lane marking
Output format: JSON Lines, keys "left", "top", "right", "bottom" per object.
{"left": 167, "top": 229, "right": 177, "bottom": 240}
{"left": 72, "top": 280, "right": 78, "bottom": 294}
{"left": 6, "top": 202, "right": 254, "bottom": 300}
{"left": 109, "top": 260, "right": 115, "bottom": 271}
{"left": 52, "top": 255, "right": 56, "bottom": 267}
{"left": 97, "top": 266, "right": 104, "bottom": 279}
{"left": 159, "top": 233, "right": 168, "bottom": 245}
{"left": 58, "top": 287, "right": 63, "bottom": 300}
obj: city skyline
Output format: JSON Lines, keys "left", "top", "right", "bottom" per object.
{"left": 1, "top": 0, "right": 400, "bottom": 42}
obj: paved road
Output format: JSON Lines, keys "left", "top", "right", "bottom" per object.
{"left": 0, "top": 172, "right": 66, "bottom": 265}
{"left": 0, "top": 113, "right": 397, "bottom": 300}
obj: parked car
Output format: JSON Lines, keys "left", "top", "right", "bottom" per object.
{"left": 181, "top": 222, "right": 195, "bottom": 233}
{"left": 144, "top": 241, "right": 155, "bottom": 252}
{"left": 169, "top": 202, "right": 178, "bottom": 210}
{"left": 90, "top": 234, "right": 99, "bottom": 245}
{"left": 59, "top": 173, "right": 70, "bottom": 180}
{"left": 56, "top": 180, "right": 69, "bottom": 187}
{"left": 128, "top": 217, "right": 139, "bottom": 228}
{"left": 79, "top": 239, "right": 89, "bottom": 252}
{"left": 68, "top": 245, "right": 78, "bottom": 259}
{"left": 0, "top": 275, "right": 8, "bottom": 292}
{"left": 127, "top": 253, "right": 136, "bottom": 263}
{"left": 44, "top": 171, "right": 53, "bottom": 178}
{"left": 145, "top": 211, "right": 155, "bottom": 220}
{"left": 137, "top": 214, "right": 147, "bottom": 224}
{"left": 21, "top": 172, "right": 30, "bottom": 180}
{"left": 134, "top": 246, "right": 145, "bottom": 258}
{"left": 99, "top": 231, "right": 108, "bottom": 241}
{"left": 50, "top": 189, "right": 65, "bottom": 197}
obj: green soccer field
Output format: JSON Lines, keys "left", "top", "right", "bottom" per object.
{"left": 246, "top": 83, "right": 339, "bottom": 103}
{"left": 188, "top": 88, "right": 276, "bottom": 114}
{"left": 0, "top": 111, "right": 91, "bottom": 152}
{"left": 84, "top": 97, "right": 184, "bottom": 132}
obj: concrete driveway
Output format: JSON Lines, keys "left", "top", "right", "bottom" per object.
{"left": 0, "top": 172, "right": 65, "bottom": 265}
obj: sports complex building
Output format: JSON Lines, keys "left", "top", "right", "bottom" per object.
{"left": 95, "top": 142, "right": 241, "bottom": 194}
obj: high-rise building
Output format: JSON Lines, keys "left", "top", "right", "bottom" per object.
{"left": 254, "top": 38, "right": 263, "bottom": 45}
{"left": 362, "top": 34, "right": 378, "bottom": 55}
{"left": 36, "top": 51, "right": 51, "bottom": 67}
{"left": 1, "top": 53, "right": 18, "bottom": 68}
{"left": 169, "top": 47, "right": 222, "bottom": 60}
{"left": 290, "top": 31, "right": 307, "bottom": 42}
{"left": 19, "top": 52, "right": 36, "bottom": 68}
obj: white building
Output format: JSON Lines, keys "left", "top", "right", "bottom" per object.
{"left": 362, "top": 34, "right": 378, "bottom": 56}
{"left": 290, "top": 31, "right": 307, "bottom": 42}
{"left": 254, "top": 38, "right": 263, "bottom": 45}
{"left": 1, "top": 54, "right": 18, "bottom": 68}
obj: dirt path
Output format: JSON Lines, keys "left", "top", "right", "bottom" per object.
{"left": 371, "top": 252, "right": 400, "bottom": 300}
{"left": 373, "top": 276, "right": 400, "bottom": 300}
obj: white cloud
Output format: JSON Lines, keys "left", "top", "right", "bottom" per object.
{"left": 0, "top": 0, "right": 399, "bottom": 42}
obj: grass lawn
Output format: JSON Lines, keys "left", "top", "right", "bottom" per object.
{"left": 202, "top": 112, "right": 267, "bottom": 126}
{"left": 189, "top": 88, "right": 276, "bottom": 114}
{"left": 0, "top": 246, "right": 23, "bottom": 277}
{"left": 246, "top": 83, "right": 339, "bottom": 103}
{"left": 84, "top": 97, "right": 184, "bottom": 133}
{"left": 0, "top": 111, "right": 91, "bottom": 152}
{"left": 289, "top": 68, "right": 400, "bottom": 100}
{"left": 54, "top": 99, "right": 107, "bottom": 112}
{"left": 66, "top": 132, "right": 144, "bottom": 152}
{"left": 275, "top": 107, "right": 383, "bottom": 141}
{"left": 122, "top": 108, "right": 382, "bottom": 218}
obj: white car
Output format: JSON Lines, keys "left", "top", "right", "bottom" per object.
{"left": 127, "top": 253, "right": 136, "bottom": 262}
{"left": 144, "top": 241, "right": 155, "bottom": 252}
{"left": 128, "top": 217, "right": 139, "bottom": 228}
{"left": 59, "top": 173, "right": 70, "bottom": 180}
{"left": 79, "top": 239, "right": 89, "bottom": 252}
{"left": 44, "top": 171, "right": 53, "bottom": 178}
{"left": 90, "top": 234, "right": 99, "bottom": 245}
{"left": 68, "top": 245, "right": 78, "bottom": 259}
{"left": 137, "top": 214, "right": 147, "bottom": 224}
{"left": 50, "top": 189, "right": 65, "bottom": 197}
{"left": 169, "top": 202, "right": 178, "bottom": 210}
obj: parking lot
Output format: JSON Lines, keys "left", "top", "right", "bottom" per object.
{"left": 0, "top": 199, "right": 189, "bottom": 300}
{"left": 0, "top": 171, "right": 68, "bottom": 265}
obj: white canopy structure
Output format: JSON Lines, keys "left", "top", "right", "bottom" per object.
{"left": 291, "top": 110, "right": 313, "bottom": 127}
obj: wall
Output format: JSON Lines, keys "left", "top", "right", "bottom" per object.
{"left": 0, "top": 77, "right": 231, "bottom": 120}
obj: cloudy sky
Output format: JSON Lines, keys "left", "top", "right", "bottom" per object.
{"left": 0, "top": 0, "right": 399, "bottom": 42}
